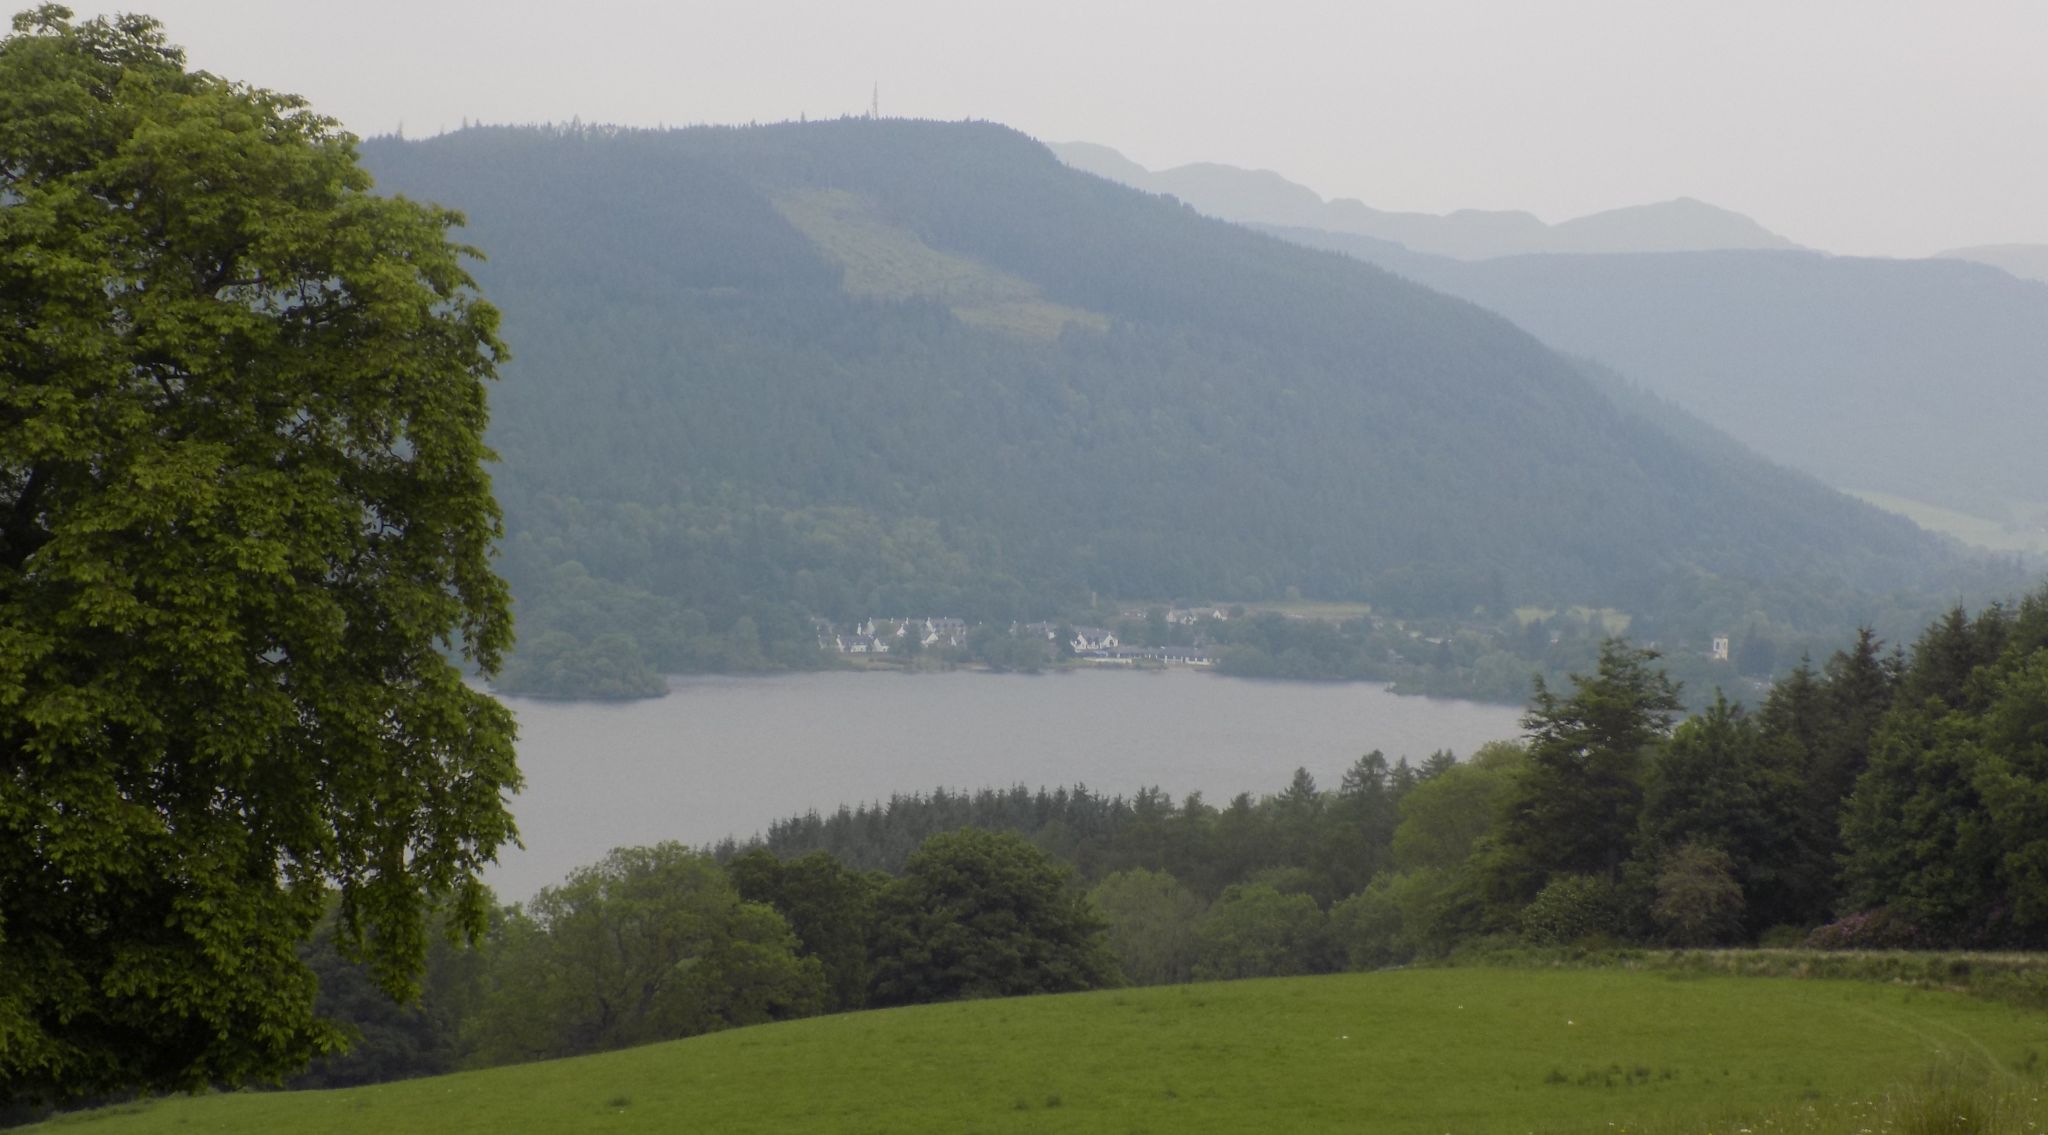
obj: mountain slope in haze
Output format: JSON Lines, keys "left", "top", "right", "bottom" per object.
{"left": 1265, "top": 224, "right": 2048, "bottom": 516}
{"left": 1937, "top": 243, "right": 2048, "bottom": 284}
{"left": 358, "top": 122, "right": 1955, "bottom": 680}
{"left": 1051, "top": 141, "right": 1799, "bottom": 260}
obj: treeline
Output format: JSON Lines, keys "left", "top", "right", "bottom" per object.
{"left": 487, "top": 586, "right": 1913, "bottom": 712}
{"left": 298, "top": 587, "right": 2048, "bottom": 1087}
{"left": 291, "top": 830, "right": 1110, "bottom": 1087}
{"left": 1203, "top": 607, "right": 1784, "bottom": 707}
{"left": 732, "top": 751, "right": 1458, "bottom": 889}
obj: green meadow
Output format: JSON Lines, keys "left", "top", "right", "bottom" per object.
{"left": 36, "top": 967, "right": 2048, "bottom": 1134}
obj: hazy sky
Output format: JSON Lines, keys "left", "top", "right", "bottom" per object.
{"left": 68, "top": 1, "right": 2048, "bottom": 257}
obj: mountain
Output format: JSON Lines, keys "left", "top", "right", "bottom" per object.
{"left": 1937, "top": 243, "right": 2048, "bottom": 284}
{"left": 1050, "top": 142, "right": 1799, "bottom": 260}
{"left": 1545, "top": 198, "right": 1797, "bottom": 256}
{"left": 357, "top": 122, "right": 1957, "bottom": 684}
{"left": 1263, "top": 224, "right": 2048, "bottom": 518}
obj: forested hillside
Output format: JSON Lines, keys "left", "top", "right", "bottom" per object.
{"left": 359, "top": 122, "right": 1964, "bottom": 694}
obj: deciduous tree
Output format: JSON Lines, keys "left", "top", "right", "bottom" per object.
{"left": 1088, "top": 868, "right": 1206, "bottom": 985}
{"left": 1, "top": 7, "right": 517, "bottom": 1098}
{"left": 469, "top": 845, "right": 823, "bottom": 1065}
{"left": 869, "top": 828, "right": 1116, "bottom": 1005}
{"left": 1191, "top": 882, "right": 1329, "bottom": 980}
{"left": 727, "top": 848, "right": 882, "bottom": 1011}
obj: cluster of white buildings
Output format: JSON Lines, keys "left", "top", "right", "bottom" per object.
{"left": 1018, "top": 622, "right": 1120, "bottom": 654}
{"left": 816, "top": 616, "right": 969, "bottom": 655}
{"left": 1014, "top": 620, "right": 1218, "bottom": 666}
{"left": 815, "top": 614, "right": 1219, "bottom": 666}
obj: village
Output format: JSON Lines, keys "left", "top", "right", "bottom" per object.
{"left": 814, "top": 609, "right": 1229, "bottom": 667}
{"left": 812, "top": 605, "right": 1752, "bottom": 698}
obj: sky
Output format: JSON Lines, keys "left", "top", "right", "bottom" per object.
{"left": 65, "top": 0, "right": 2048, "bottom": 258}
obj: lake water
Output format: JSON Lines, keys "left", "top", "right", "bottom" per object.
{"left": 487, "top": 669, "right": 1523, "bottom": 899}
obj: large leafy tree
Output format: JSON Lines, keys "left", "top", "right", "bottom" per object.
{"left": 0, "top": 7, "right": 518, "bottom": 1099}
{"left": 869, "top": 828, "right": 1117, "bottom": 1006}
{"left": 726, "top": 848, "right": 883, "bottom": 1012}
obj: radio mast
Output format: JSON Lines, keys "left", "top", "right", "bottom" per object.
{"left": 870, "top": 82, "right": 880, "bottom": 120}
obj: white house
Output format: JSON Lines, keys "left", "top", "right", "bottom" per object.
{"left": 1071, "top": 627, "right": 1120, "bottom": 652}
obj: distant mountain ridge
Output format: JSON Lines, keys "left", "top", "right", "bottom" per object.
{"left": 1057, "top": 143, "right": 2048, "bottom": 523}
{"left": 1051, "top": 141, "right": 1801, "bottom": 260}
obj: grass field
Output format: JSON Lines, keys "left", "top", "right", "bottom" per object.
{"left": 33, "top": 967, "right": 2048, "bottom": 1134}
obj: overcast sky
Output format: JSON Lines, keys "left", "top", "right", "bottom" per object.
{"left": 70, "top": 0, "right": 2048, "bottom": 258}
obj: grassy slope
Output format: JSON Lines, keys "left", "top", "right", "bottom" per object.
{"left": 770, "top": 187, "right": 1109, "bottom": 339}
{"left": 39, "top": 969, "right": 2048, "bottom": 1135}
{"left": 1851, "top": 491, "right": 2048, "bottom": 557}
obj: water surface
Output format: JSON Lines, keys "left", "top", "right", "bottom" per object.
{"left": 489, "top": 669, "right": 1522, "bottom": 899}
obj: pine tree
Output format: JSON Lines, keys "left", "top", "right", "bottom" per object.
{"left": 1484, "top": 640, "right": 1682, "bottom": 908}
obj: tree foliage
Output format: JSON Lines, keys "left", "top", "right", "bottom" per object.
{"left": 726, "top": 848, "right": 882, "bottom": 1012}
{"left": 1839, "top": 593, "right": 2048, "bottom": 945}
{"left": 1392, "top": 741, "right": 1522, "bottom": 872}
{"left": 468, "top": 845, "right": 823, "bottom": 1065}
{"left": 1088, "top": 868, "right": 1206, "bottom": 986}
{"left": 868, "top": 829, "right": 1117, "bottom": 1005}
{"left": 0, "top": 8, "right": 517, "bottom": 1099}
{"left": 1486, "top": 641, "right": 1681, "bottom": 903}
{"left": 1191, "top": 883, "right": 1329, "bottom": 980}
{"left": 1650, "top": 843, "right": 1746, "bottom": 946}
{"left": 1517, "top": 874, "right": 1624, "bottom": 946}
{"left": 287, "top": 905, "right": 489, "bottom": 1089}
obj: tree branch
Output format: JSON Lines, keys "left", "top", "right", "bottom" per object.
{"left": 0, "top": 464, "right": 52, "bottom": 571}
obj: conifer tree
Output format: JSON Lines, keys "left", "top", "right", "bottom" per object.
{"left": 1485, "top": 640, "right": 1681, "bottom": 907}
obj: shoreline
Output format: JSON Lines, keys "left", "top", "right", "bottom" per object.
{"left": 491, "top": 660, "right": 1526, "bottom": 712}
